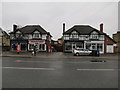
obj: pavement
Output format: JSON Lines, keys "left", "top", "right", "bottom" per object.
{"left": 1, "top": 51, "right": 119, "bottom": 60}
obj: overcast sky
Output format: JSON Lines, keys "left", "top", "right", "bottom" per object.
{"left": 2, "top": 2, "right": 118, "bottom": 40}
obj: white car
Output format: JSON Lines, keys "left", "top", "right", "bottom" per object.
{"left": 73, "top": 48, "right": 92, "bottom": 56}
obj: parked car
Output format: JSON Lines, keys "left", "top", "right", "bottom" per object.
{"left": 73, "top": 48, "right": 92, "bottom": 56}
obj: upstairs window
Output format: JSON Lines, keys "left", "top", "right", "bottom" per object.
{"left": 33, "top": 33, "right": 41, "bottom": 38}
{"left": 33, "top": 30, "right": 41, "bottom": 38}
{"left": 90, "top": 31, "right": 99, "bottom": 39}
{"left": 15, "top": 31, "right": 22, "bottom": 38}
{"left": 90, "top": 35, "right": 98, "bottom": 39}
{"left": 64, "top": 34, "right": 69, "bottom": 40}
{"left": 70, "top": 31, "right": 78, "bottom": 38}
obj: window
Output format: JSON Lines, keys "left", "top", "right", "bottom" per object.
{"left": 65, "top": 43, "right": 72, "bottom": 50}
{"left": 76, "top": 43, "right": 83, "bottom": 48}
{"left": 86, "top": 43, "right": 91, "bottom": 50}
{"left": 90, "top": 35, "right": 98, "bottom": 39}
{"left": 71, "top": 34, "right": 78, "bottom": 38}
{"left": 33, "top": 33, "right": 41, "bottom": 38}
{"left": 97, "top": 44, "right": 103, "bottom": 51}
{"left": 10, "top": 34, "right": 15, "bottom": 39}
{"left": 29, "top": 44, "right": 34, "bottom": 50}
{"left": 24, "top": 34, "right": 29, "bottom": 39}
{"left": 64, "top": 35, "right": 69, "bottom": 40}
{"left": 21, "top": 43, "right": 27, "bottom": 50}
{"left": 16, "top": 34, "right": 22, "bottom": 38}
{"left": 70, "top": 31, "right": 78, "bottom": 38}
{"left": 86, "top": 43, "right": 103, "bottom": 51}
{"left": 92, "top": 43, "right": 96, "bottom": 50}
{"left": 39, "top": 44, "right": 45, "bottom": 51}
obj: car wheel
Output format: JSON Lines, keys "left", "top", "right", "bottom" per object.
{"left": 76, "top": 53, "right": 79, "bottom": 56}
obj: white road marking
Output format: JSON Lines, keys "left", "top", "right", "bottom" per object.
{"left": 2, "top": 67, "right": 55, "bottom": 70}
{"left": 77, "top": 69, "right": 116, "bottom": 71}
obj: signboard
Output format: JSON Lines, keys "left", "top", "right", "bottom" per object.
{"left": 17, "top": 44, "right": 20, "bottom": 52}
{"left": 29, "top": 40, "right": 45, "bottom": 44}
{"left": 54, "top": 42, "right": 58, "bottom": 45}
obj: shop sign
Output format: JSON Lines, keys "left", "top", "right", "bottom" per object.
{"left": 29, "top": 40, "right": 45, "bottom": 44}
{"left": 54, "top": 42, "right": 58, "bottom": 44}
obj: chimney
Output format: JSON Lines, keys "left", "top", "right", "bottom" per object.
{"left": 63, "top": 23, "right": 65, "bottom": 34}
{"left": 100, "top": 23, "right": 103, "bottom": 32}
{"left": 13, "top": 24, "right": 17, "bottom": 32}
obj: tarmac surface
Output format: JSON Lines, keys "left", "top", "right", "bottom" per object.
{"left": 2, "top": 52, "right": 119, "bottom": 88}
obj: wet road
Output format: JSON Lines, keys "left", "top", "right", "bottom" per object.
{"left": 2, "top": 56, "right": 118, "bottom": 88}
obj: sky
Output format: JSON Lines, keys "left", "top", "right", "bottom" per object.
{"left": 1, "top": 1, "right": 118, "bottom": 40}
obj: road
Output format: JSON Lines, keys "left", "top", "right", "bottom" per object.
{"left": 2, "top": 56, "right": 118, "bottom": 88}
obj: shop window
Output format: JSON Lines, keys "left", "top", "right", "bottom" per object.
{"left": 11, "top": 44, "right": 17, "bottom": 50}
{"left": 39, "top": 44, "right": 45, "bottom": 51}
{"left": 21, "top": 44, "right": 27, "bottom": 50}
{"left": 92, "top": 43, "right": 96, "bottom": 50}
{"left": 76, "top": 43, "right": 83, "bottom": 48}
{"left": 86, "top": 43, "right": 92, "bottom": 50}
{"left": 65, "top": 43, "right": 72, "bottom": 50}
{"left": 29, "top": 44, "right": 34, "bottom": 50}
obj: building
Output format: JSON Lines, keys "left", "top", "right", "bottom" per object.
{"left": 0, "top": 28, "right": 10, "bottom": 51}
{"left": 9, "top": 25, "right": 52, "bottom": 52}
{"left": 113, "top": 31, "right": 120, "bottom": 53}
{"left": 63, "top": 23, "right": 116, "bottom": 54}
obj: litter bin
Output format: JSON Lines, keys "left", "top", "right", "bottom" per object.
{"left": 97, "top": 49, "right": 99, "bottom": 56}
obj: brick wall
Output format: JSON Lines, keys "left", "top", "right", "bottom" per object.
{"left": 104, "top": 36, "right": 116, "bottom": 53}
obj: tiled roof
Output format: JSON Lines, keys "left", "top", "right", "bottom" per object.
{"left": 63, "top": 25, "right": 105, "bottom": 35}
{"left": 10, "top": 25, "right": 48, "bottom": 34}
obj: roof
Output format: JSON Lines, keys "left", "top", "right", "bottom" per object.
{"left": 63, "top": 25, "right": 105, "bottom": 35}
{"left": 9, "top": 25, "right": 48, "bottom": 34}
{"left": 105, "top": 34, "right": 117, "bottom": 43}
{"left": 0, "top": 27, "right": 10, "bottom": 38}
{"left": 58, "top": 36, "right": 63, "bottom": 40}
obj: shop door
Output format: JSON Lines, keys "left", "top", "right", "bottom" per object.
{"left": 72, "top": 43, "right": 76, "bottom": 52}
{"left": 35, "top": 43, "right": 39, "bottom": 51}
{"left": 106, "top": 45, "right": 113, "bottom": 53}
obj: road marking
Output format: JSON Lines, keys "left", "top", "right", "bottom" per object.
{"left": 2, "top": 67, "right": 55, "bottom": 70}
{"left": 77, "top": 69, "right": 116, "bottom": 71}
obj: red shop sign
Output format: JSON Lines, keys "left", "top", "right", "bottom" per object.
{"left": 29, "top": 40, "right": 45, "bottom": 44}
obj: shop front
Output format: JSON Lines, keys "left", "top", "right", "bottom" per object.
{"left": 85, "top": 41, "right": 104, "bottom": 54}
{"left": 11, "top": 40, "right": 27, "bottom": 51}
{"left": 28, "top": 40, "right": 46, "bottom": 51}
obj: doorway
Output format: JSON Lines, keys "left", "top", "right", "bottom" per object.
{"left": 72, "top": 43, "right": 76, "bottom": 52}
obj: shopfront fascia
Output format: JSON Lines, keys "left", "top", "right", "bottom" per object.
{"left": 28, "top": 40, "right": 46, "bottom": 51}
{"left": 85, "top": 41, "right": 104, "bottom": 54}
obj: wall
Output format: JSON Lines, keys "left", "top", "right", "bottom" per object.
{"left": 104, "top": 35, "right": 116, "bottom": 53}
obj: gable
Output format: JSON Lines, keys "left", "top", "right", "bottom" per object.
{"left": 33, "top": 30, "right": 40, "bottom": 33}
{"left": 71, "top": 30, "right": 78, "bottom": 34}
{"left": 16, "top": 30, "right": 21, "bottom": 34}
{"left": 90, "top": 31, "right": 98, "bottom": 35}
